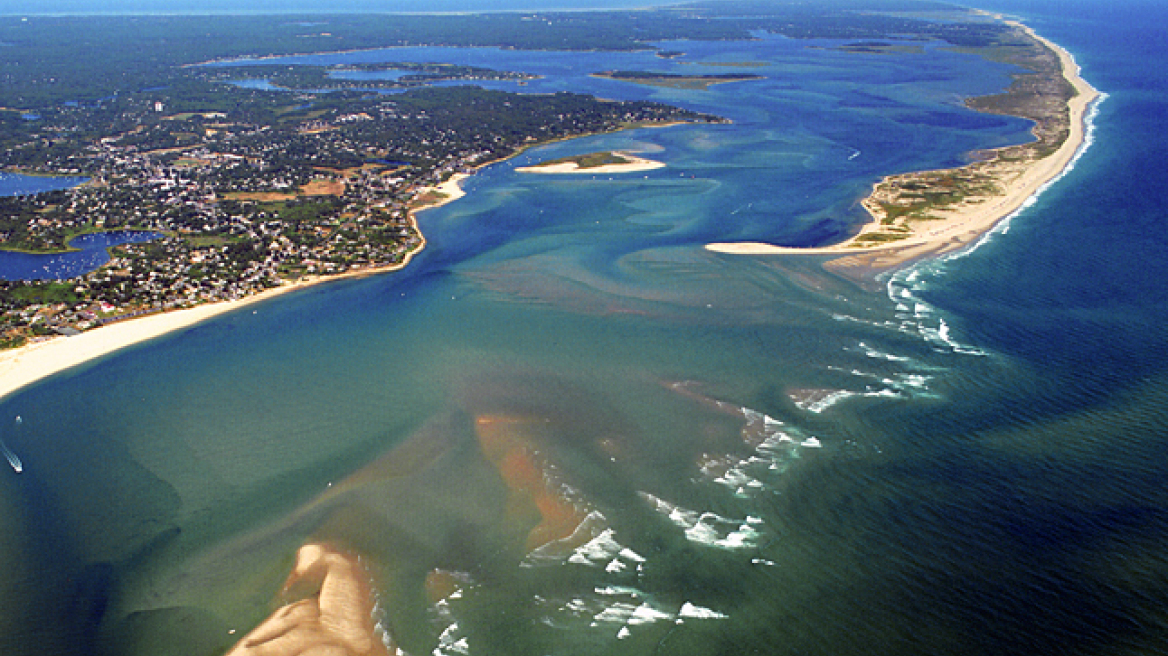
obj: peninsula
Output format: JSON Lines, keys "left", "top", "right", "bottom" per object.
{"left": 707, "top": 22, "right": 1101, "bottom": 275}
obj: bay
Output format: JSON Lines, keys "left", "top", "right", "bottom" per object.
{"left": 3, "top": 2, "right": 1167, "bottom": 655}
{"left": 0, "top": 231, "right": 162, "bottom": 282}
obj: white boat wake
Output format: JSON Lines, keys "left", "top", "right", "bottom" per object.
{"left": 2, "top": 440, "right": 22, "bottom": 473}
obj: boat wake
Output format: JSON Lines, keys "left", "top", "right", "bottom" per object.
{"left": 1, "top": 438, "right": 21, "bottom": 473}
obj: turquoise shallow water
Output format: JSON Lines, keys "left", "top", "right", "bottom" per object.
{"left": 4, "top": 2, "right": 1168, "bottom": 655}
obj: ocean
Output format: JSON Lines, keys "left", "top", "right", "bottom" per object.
{"left": 3, "top": 1, "right": 1167, "bottom": 654}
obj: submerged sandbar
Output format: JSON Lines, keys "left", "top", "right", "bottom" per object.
{"left": 707, "top": 21, "right": 1101, "bottom": 275}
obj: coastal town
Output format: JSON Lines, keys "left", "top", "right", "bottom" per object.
{"left": 0, "top": 4, "right": 1018, "bottom": 351}
{"left": 0, "top": 82, "right": 715, "bottom": 348}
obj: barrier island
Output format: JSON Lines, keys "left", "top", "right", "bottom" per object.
{"left": 592, "top": 71, "right": 765, "bottom": 90}
{"left": 708, "top": 20, "right": 1100, "bottom": 275}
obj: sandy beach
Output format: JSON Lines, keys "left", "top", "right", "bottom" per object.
{"left": 707, "top": 24, "right": 1100, "bottom": 275}
{"left": 515, "top": 151, "right": 665, "bottom": 174}
{"left": 226, "top": 543, "right": 390, "bottom": 656}
{"left": 0, "top": 174, "right": 466, "bottom": 403}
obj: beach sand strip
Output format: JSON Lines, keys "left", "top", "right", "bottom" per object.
{"left": 0, "top": 175, "right": 466, "bottom": 403}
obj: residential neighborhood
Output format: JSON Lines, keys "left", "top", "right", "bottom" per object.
{"left": 1, "top": 84, "right": 716, "bottom": 348}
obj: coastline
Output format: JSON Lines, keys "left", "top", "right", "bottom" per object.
{"left": 0, "top": 174, "right": 463, "bottom": 403}
{"left": 0, "top": 24, "right": 1090, "bottom": 401}
{"left": 0, "top": 118, "right": 692, "bottom": 403}
{"left": 706, "top": 23, "right": 1100, "bottom": 276}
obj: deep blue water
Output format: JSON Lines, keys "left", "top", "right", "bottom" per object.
{"left": 0, "top": 174, "right": 155, "bottom": 281}
{"left": 0, "top": 171, "right": 88, "bottom": 197}
{"left": 0, "top": 231, "right": 161, "bottom": 281}
{"left": 3, "top": 2, "right": 1168, "bottom": 656}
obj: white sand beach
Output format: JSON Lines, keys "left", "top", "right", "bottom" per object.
{"left": 0, "top": 174, "right": 468, "bottom": 402}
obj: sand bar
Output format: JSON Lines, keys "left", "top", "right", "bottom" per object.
{"left": 707, "top": 23, "right": 1100, "bottom": 274}
{"left": 0, "top": 175, "right": 466, "bottom": 403}
{"left": 516, "top": 151, "right": 665, "bottom": 174}
{"left": 226, "top": 543, "right": 390, "bottom": 656}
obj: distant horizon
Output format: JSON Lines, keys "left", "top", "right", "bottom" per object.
{"left": 0, "top": 0, "right": 681, "bottom": 17}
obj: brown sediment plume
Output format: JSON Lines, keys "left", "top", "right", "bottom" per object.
{"left": 226, "top": 544, "right": 392, "bottom": 656}
{"left": 473, "top": 414, "right": 591, "bottom": 552}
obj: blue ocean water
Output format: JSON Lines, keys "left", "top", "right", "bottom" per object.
{"left": 3, "top": 2, "right": 1168, "bottom": 655}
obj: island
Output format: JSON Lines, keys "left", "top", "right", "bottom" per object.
{"left": 592, "top": 70, "right": 765, "bottom": 90}
{"left": 707, "top": 20, "right": 1101, "bottom": 276}
{"left": 515, "top": 151, "right": 666, "bottom": 174}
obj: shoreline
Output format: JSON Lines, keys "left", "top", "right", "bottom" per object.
{"left": 0, "top": 117, "right": 691, "bottom": 402}
{"left": 706, "top": 23, "right": 1100, "bottom": 276}
{"left": 0, "top": 175, "right": 462, "bottom": 403}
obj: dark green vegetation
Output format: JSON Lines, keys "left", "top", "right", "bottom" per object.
{"left": 963, "top": 30, "right": 1077, "bottom": 159}
{"left": 0, "top": 84, "right": 709, "bottom": 346}
{"left": 858, "top": 22, "right": 1079, "bottom": 238}
{"left": 593, "top": 71, "right": 765, "bottom": 90}
{"left": 822, "top": 41, "right": 927, "bottom": 54}
{"left": 535, "top": 151, "right": 634, "bottom": 169}
{"left": 195, "top": 62, "right": 536, "bottom": 93}
{"left": 0, "top": 1, "right": 1020, "bottom": 346}
{"left": 0, "top": 1, "right": 1008, "bottom": 111}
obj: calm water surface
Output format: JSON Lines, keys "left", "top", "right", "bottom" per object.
{"left": 2, "top": 2, "right": 1167, "bottom": 655}
{"left": 0, "top": 231, "right": 161, "bottom": 281}
{"left": 0, "top": 171, "right": 87, "bottom": 197}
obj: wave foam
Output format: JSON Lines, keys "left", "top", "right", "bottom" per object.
{"left": 639, "top": 492, "right": 765, "bottom": 550}
{"left": 434, "top": 622, "right": 470, "bottom": 656}
{"left": 880, "top": 93, "right": 1109, "bottom": 360}
{"left": 523, "top": 510, "right": 609, "bottom": 568}
{"left": 679, "top": 602, "right": 729, "bottom": 620}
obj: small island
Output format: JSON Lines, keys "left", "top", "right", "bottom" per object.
{"left": 591, "top": 71, "right": 765, "bottom": 90}
{"left": 819, "top": 41, "right": 926, "bottom": 55}
{"left": 515, "top": 151, "right": 665, "bottom": 174}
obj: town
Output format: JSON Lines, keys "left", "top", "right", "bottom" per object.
{"left": 0, "top": 80, "right": 717, "bottom": 348}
